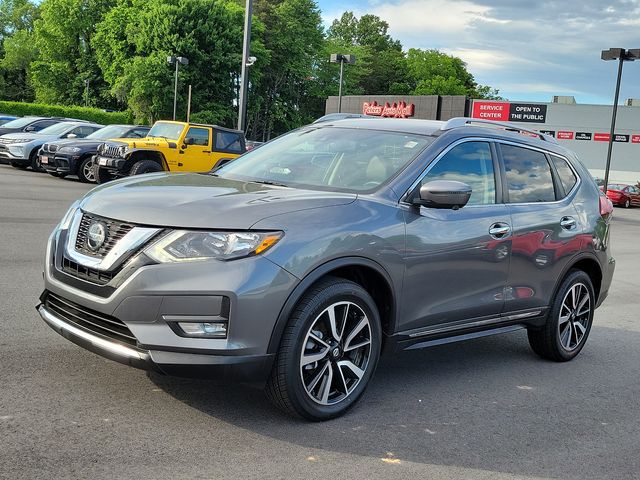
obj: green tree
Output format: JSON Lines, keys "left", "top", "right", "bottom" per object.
{"left": 0, "top": 0, "right": 39, "bottom": 101}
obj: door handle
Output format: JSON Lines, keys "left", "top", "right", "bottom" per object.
{"left": 560, "top": 216, "right": 576, "bottom": 230}
{"left": 489, "top": 223, "right": 511, "bottom": 238}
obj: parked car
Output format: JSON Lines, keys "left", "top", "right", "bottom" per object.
{"left": 38, "top": 117, "right": 614, "bottom": 420}
{"left": 0, "top": 114, "right": 17, "bottom": 126}
{"left": 0, "top": 121, "right": 103, "bottom": 171}
{"left": 40, "top": 124, "right": 150, "bottom": 182}
{"left": 0, "top": 116, "right": 87, "bottom": 138}
{"left": 245, "top": 140, "right": 264, "bottom": 151}
{"left": 93, "top": 120, "right": 246, "bottom": 183}
{"left": 603, "top": 183, "right": 640, "bottom": 208}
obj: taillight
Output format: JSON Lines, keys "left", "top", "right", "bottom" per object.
{"left": 600, "top": 195, "right": 614, "bottom": 216}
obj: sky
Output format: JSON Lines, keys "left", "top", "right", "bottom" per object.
{"left": 317, "top": 0, "right": 640, "bottom": 105}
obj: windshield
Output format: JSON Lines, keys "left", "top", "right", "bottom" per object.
{"left": 148, "top": 122, "right": 184, "bottom": 140}
{"left": 1, "top": 117, "right": 40, "bottom": 128}
{"left": 39, "top": 122, "right": 75, "bottom": 135}
{"left": 87, "top": 125, "right": 130, "bottom": 140}
{"left": 216, "top": 127, "right": 432, "bottom": 192}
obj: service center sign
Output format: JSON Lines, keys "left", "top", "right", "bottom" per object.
{"left": 472, "top": 101, "right": 547, "bottom": 123}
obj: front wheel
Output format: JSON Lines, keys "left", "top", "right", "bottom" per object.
{"left": 30, "top": 151, "right": 43, "bottom": 172}
{"left": 94, "top": 165, "right": 113, "bottom": 184}
{"left": 266, "top": 277, "right": 381, "bottom": 420}
{"left": 77, "top": 156, "right": 96, "bottom": 183}
{"left": 623, "top": 198, "right": 631, "bottom": 208}
{"left": 528, "top": 270, "right": 595, "bottom": 361}
{"left": 129, "top": 159, "right": 163, "bottom": 176}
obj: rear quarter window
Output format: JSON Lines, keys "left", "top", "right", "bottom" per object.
{"left": 550, "top": 155, "right": 578, "bottom": 195}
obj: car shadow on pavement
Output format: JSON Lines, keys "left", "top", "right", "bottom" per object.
{"left": 148, "top": 326, "right": 640, "bottom": 479}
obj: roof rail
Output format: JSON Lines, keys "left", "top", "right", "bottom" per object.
{"left": 441, "top": 117, "right": 558, "bottom": 144}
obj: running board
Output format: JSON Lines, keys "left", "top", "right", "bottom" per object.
{"left": 404, "top": 324, "right": 525, "bottom": 350}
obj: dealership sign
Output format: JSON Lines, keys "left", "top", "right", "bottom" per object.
{"left": 362, "top": 101, "right": 415, "bottom": 118}
{"left": 472, "top": 101, "right": 547, "bottom": 123}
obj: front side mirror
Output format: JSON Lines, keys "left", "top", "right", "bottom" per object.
{"left": 414, "top": 180, "right": 472, "bottom": 209}
{"left": 25, "top": 126, "right": 36, "bottom": 132}
{"left": 66, "top": 133, "right": 77, "bottom": 139}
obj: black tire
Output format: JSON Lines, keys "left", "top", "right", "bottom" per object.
{"left": 623, "top": 198, "right": 631, "bottom": 208}
{"left": 77, "top": 156, "right": 96, "bottom": 183}
{"left": 10, "top": 161, "right": 28, "bottom": 170}
{"left": 528, "top": 269, "right": 595, "bottom": 362}
{"left": 30, "top": 150, "right": 43, "bottom": 172}
{"left": 129, "top": 159, "right": 163, "bottom": 176}
{"left": 94, "top": 165, "right": 112, "bottom": 184}
{"left": 266, "top": 277, "right": 382, "bottom": 421}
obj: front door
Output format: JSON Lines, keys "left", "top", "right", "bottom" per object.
{"left": 400, "top": 140, "right": 511, "bottom": 332}
{"left": 179, "top": 126, "right": 213, "bottom": 172}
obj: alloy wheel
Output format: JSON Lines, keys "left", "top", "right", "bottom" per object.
{"left": 558, "top": 282, "right": 591, "bottom": 351}
{"left": 83, "top": 159, "right": 96, "bottom": 182}
{"left": 299, "top": 301, "right": 372, "bottom": 406}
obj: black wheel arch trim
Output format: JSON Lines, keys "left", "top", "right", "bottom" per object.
{"left": 266, "top": 256, "right": 397, "bottom": 354}
{"left": 550, "top": 251, "right": 603, "bottom": 306}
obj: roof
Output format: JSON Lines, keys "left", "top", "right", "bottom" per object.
{"left": 153, "top": 119, "right": 243, "bottom": 134}
{"left": 311, "top": 117, "right": 446, "bottom": 136}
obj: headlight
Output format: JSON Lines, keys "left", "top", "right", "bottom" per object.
{"left": 145, "top": 230, "right": 283, "bottom": 263}
{"left": 58, "top": 201, "right": 80, "bottom": 230}
{"left": 59, "top": 146, "right": 82, "bottom": 154}
{"left": 118, "top": 145, "right": 128, "bottom": 156}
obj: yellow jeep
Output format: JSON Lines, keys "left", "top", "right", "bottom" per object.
{"left": 94, "top": 121, "right": 245, "bottom": 183}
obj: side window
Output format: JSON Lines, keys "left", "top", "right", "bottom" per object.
{"left": 215, "top": 131, "right": 243, "bottom": 153}
{"left": 550, "top": 155, "right": 577, "bottom": 195}
{"left": 74, "top": 126, "right": 96, "bottom": 137}
{"left": 30, "top": 120, "right": 57, "bottom": 131}
{"left": 501, "top": 144, "right": 556, "bottom": 203}
{"left": 185, "top": 127, "right": 210, "bottom": 146}
{"left": 422, "top": 141, "right": 496, "bottom": 205}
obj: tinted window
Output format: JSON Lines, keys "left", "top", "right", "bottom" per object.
{"left": 130, "top": 128, "right": 149, "bottom": 138}
{"left": 501, "top": 144, "right": 555, "bottom": 203}
{"left": 215, "top": 131, "right": 243, "bottom": 152}
{"left": 423, "top": 141, "right": 495, "bottom": 205}
{"left": 31, "top": 120, "right": 58, "bottom": 131}
{"left": 550, "top": 155, "right": 577, "bottom": 195}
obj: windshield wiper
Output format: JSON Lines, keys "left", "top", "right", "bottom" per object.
{"left": 250, "top": 179, "right": 290, "bottom": 188}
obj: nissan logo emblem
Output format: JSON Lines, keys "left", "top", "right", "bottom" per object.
{"left": 87, "top": 222, "right": 107, "bottom": 251}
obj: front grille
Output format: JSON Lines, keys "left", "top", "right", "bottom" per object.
{"left": 75, "top": 213, "right": 134, "bottom": 258}
{"left": 103, "top": 145, "right": 123, "bottom": 158}
{"left": 62, "top": 257, "right": 115, "bottom": 285}
{"left": 44, "top": 291, "right": 137, "bottom": 347}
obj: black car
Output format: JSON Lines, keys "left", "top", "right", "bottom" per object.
{"left": 0, "top": 116, "right": 87, "bottom": 138}
{"left": 40, "top": 124, "right": 150, "bottom": 182}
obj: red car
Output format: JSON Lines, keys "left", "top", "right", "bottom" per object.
{"left": 603, "top": 183, "right": 640, "bottom": 208}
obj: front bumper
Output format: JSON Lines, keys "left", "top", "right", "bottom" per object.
{"left": 41, "top": 152, "right": 76, "bottom": 175}
{"left": 42, "top": 227, "right": 298, "bottom": 384}
{"left": 0, "top": 145, "right": 26, "bottom": 163}
{"left": 38, "top": 303, "right": 275, "bottom": 383}
{"left": 95, "top": 155, "right": 126, "bottom": 171}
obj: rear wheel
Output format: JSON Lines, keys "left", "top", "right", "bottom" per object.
{"left": 77, "top": 156, "right": 96, "bottom": 183}
{"left": 528, "top": 270, "right": 594, "bottom": 362}
{"left": 130, "top": 159, "right": 163, "bottom": 176}
{"left": 623, "top": 198, "right": 631, "bottom": 208}
{"left": 266, "top": 277, "right": 381, "bottom": 420}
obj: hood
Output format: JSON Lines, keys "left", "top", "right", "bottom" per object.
{"left": 80, "top": 173, "right": 357, "bottom": 229}
{"left": 47, "top": 138, "right": 103, "bottom": 149}
{"left": 106, "top": 137, "right": 169, "bottom": 149}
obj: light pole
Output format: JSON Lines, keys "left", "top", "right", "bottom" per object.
{"left": 330, "top": 54, "right": 356, "bottom": 113}
{"left": 85, "top": 79, "right": 90, "bottom": 107}
{"left": 600, "top": 48, "right": 639, "bottom": 192}
{"left": 237, "top": 0, "right": 256, "bottom": 132}
{"left": 167, "top": 55, "right": 189, "bottom": 121}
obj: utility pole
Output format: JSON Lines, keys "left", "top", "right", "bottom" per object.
{"left": 237, "top": 0, "right": 253, "bottom": 132}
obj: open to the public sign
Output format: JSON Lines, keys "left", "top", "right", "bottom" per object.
{"left": 362, "top": 101, "right": 415, "bottom": 118}
{"left": 472, "top": 101, "right": 547, "bottom": 123}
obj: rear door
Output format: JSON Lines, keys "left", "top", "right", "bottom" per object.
{"left": 212, "top": 130, "right": 245, "bottom": 168}
{"left": 498, "top": 142, "right": 583, "bottom": 314}
{"left": 400, "top": 139, "right": 511, "bottom": 332}
{"left": 628, "top": 186, "right": 640, "bottom": 206}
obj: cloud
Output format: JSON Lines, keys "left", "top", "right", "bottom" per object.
{"left": 320, "top": 0, "right": 640, "bottom": 103}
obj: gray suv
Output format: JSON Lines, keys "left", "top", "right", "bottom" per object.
{"left": 38, "top": 117, "right": 615, "bottom": 420}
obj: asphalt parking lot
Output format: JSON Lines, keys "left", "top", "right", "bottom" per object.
{"left": 1, "top": 165, "right": 639, "bottom": 480}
